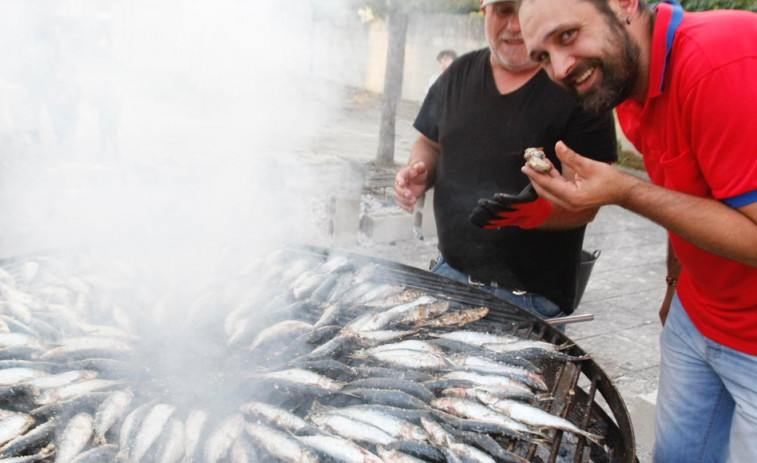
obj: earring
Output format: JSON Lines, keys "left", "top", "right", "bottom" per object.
{"left": 626, "top": 16, "right": 631, "bottom": 25}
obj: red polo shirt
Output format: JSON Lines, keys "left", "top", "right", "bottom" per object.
{"left": 616, "top": 3, "right": 757, "bottom": 355}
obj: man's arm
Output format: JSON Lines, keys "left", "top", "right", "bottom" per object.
{"left": 524, "top": 141, "right": 757, "bottom": 267}
{"left": 394, "top": 134, "right": 440, "bottom": 212}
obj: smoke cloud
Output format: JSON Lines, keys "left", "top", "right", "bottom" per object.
{"left": 0, "top": 0, "right": 355, "bottom": 270}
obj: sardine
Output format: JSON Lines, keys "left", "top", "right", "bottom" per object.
{"left": 130, "top": 403, "right": 176, "bottom": 462}
{"left": 182, "top": 409, "right": 207, "bottom": 461}
{"left": 344, "top": 328, "right": 417, "bottom": 347}
{"left": 0, "top": 448, "right": 54, "bottom": 462}
{"left": 0, "top": 411, "right": 35, "bottom": 448}
{"left": 419, "top": 416, "right": 454, "bottom": 447}
{"left": 350, "top": 283, "right": 404, "bottom": 306}
{"left": 291, "top": 270, "right": 325, "bottom": 300}
{"left": 355, "top": 348, "right": 450, "bottom": 370}
{"left": 0, "top": 419, "right": 55, "bottom": 458}
{"left": 444, "top": 427, "right": 530, "bottom": 463}
{"left": 0, "top": 368, "right": 48, "bottom": 386}
{"left": 297, "top": 433, "right": 383, "bottom": 463}
{"left": 338, "top": 388, "right": 430, "bottom": 410}
{"left": 430, "top": 397, "right": 539, "bottom": 437}
{"left": 55, "top": 412, "right": 94, "bottom": 463}
{"left": 203, "top": 413, "right": 244, "bottom": 463}
{"left": 154, "top": 417, "right": 185, "bottom": 463}
{"left": 448, "top": 442, "right": 497, "bottom": 463}
{"left": 484, "top": 344, "right": 590, "bottom": 362}
{"left": 363, "top": 289, "right": 425, "bottom": 309}
{"left": 376, "top": 446, "right": 427, "bottom": 463}
{"left": 441, "top": 386, "right": 538, "bottom": 404}
{"left": 449, "top": 354, "right": 548, "bottom": 392}
{"left": 308, "top": 412, "right": 396, "bottom": 446}
{"left": 252, "top": 368, "right": 344, "bottom": 393}
{"left": 434, "top": 330, "right": 519, "bottom": 347}
{"left": 352, "top": 296, "right": 436, "bottom": 332}
{"left": 309, "top": 272, "right": 341, "bottom": 302}
{"left": 35, "top": 379, "right": 123, "bottom": 405}
{"left": 117, "top": 401, "right": 157, "bottom": 460}
{"left": 248, "top": 320, "right": 313, "bottom": 353}
{"left": 244, "top": 422, "right": 319, "bottom": 463}
{"left": 239, "top": 401, "right": 310, "bottom": 433}
{"left": 69, "top": 444, "right": 119, "bottom": 463}
{"left": 30, "top": 391, "right": 110, "bottom": 420}
{"left": 345, "top": 377, "right": 436, "bottom": 403}
{"left": 436, "top": 371, "right": 536, "bottom": 396}
{"left": 93, "top": 388, "right": 134, "bottom": 444}
{"left": 324, "top": 273, "right": 357, "bottom": 305}
{"left": 286, "top": 359, "right": 357, "bottom": 380}
{"left": 229, "top": 435, "right": 262, "bottom": 463}
{"left": 476, "top": 394, "right": 603, "bottom": 444}
{"left": 392, "top": 302, "right": 450, "bottom": 326}
{"left": 385, "top": 440, "right": 445, "bottom": 463}
{"left": 26, "top": 370, "right": 99, "bottom": 390}
{"left": 416, "top": 307, "right": 489, "bottom": 328}
{"left": 322, "top": 406, "right": 429, "bottom": 442}
{"left": 364, "top": 339, "right": 443, "bottom": 355}
{"left": 354, "top": 366, "right": 434, "bottom": 383}
{"left": 0, "top": 333, "right": 42, "bottom": 349}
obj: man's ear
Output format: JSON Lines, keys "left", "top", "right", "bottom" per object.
{"left": 614, "top": 0, "right": 641, "bottom": 22}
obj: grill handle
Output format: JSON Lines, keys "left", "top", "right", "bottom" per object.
{"left": 545, "top": 313, "right": 595, "bottom": 325}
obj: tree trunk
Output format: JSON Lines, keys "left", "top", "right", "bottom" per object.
{"left": 375, "top": 7, "right": 408, "bottom": 167}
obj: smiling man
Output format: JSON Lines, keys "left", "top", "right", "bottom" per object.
{"left": 517, "top": 0, "right": 757, "bottom": 461}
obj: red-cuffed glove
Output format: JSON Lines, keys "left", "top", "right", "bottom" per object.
{"left": 470, "top": 184, "right": 552, "bottom": 230}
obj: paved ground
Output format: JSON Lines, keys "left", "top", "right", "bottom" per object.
{"left": 317, "top": 90, "right": 666, "bottom": 462}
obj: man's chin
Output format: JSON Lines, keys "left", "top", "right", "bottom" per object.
{"left": 574, "top": 88, "right": 621, "bottom": 115}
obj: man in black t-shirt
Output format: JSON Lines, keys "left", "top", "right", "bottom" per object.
{"left": 394, "top": 0, "right": 617, "bottom": 318}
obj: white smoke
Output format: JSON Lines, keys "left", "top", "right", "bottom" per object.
{"left": 0, "top": 0, "right": 357, "bottom": 271}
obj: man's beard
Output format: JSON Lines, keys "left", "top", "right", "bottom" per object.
{"left": 564, "top": 27, "right": 641, "bottom": 114}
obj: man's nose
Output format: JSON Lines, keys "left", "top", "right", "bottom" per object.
{"left": 506, "top": 13, "right": 521, "bottom": 32}
{"left": 549, "top": 52, "right": 576, "bottom": 81}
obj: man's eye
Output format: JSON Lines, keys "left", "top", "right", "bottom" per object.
{"left": 559, "top": 29, "right": 577, "bottom": 43}
{"left": 532, "top": 51, "right": 549, "bottom": 63}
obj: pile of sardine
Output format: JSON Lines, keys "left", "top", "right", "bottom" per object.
{"left": 0, "top": 248, "right": 608, "bottom": 463}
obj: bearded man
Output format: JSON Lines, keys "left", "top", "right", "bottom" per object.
{"left": 518, "top": 0, "right": 757, "bottom": 461}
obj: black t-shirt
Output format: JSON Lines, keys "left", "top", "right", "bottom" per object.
{"left": 414, "top": 48, "right": 617, "bottom": 314}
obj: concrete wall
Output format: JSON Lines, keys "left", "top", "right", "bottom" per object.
{"left": 309, "top": 11, "right": 487, "bottom": 103}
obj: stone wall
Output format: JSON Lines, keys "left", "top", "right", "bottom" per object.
{"left": 309, "top": 11, "right": 487, "bottom": 103}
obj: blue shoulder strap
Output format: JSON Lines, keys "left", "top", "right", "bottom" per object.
{"left": 652, "top": 0, "right": 685, "bottom": 92}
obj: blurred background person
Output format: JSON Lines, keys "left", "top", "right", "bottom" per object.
{"left": 426, "top": 49, "right": 457, "bottom": 93}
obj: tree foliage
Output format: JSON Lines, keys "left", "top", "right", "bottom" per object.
{"left": 680, "top": 0, "right": 757, "bottom": 12}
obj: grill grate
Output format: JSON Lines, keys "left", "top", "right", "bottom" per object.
{"left": 0, "top": 245, "right": 637, "bottom": 463}
{"left": 287, "top": 244, "right": 637, "bottom": 463}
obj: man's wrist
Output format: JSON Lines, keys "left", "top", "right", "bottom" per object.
{"left": 666, "top": 275, "right": 678, "bottom": 287}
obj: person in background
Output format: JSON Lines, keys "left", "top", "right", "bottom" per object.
{"left": 517, "top": 0, "right": 757, "bottom": 460}
{"left": 426, "top": 49, "right": 458, "bottom": 93}
{"left": 394, "top": 0, "right": 617, "bottom": 320}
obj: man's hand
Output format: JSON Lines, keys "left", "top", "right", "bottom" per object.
{"left": 394, "top": 161, "right": 429, "bottom": 212}
{"left": 521, "top": 141, "right": 635, "bottom": 211}
{"left": 470, "top": 184, "right": 552, "bottom": 229}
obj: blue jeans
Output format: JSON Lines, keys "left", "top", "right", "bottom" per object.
{"left": 654, "top": 294, "right": 757, "bottom": 463}
{"left": 429, "top": 254, "right": 564, "bottom": 319}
